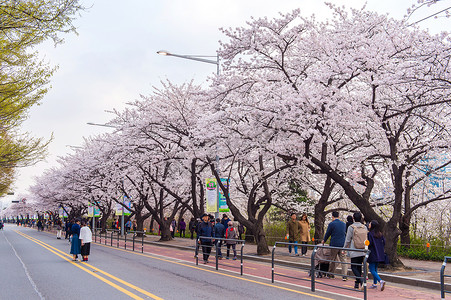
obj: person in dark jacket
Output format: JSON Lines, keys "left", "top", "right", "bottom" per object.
{"left": 368, "top": 220, "right": 386, "bottom": 291}
{"left": 179, "top": 218, "right": 186, "bottom": 238}
{"left": 70, "top": 219, "right": 81, "bottom": 261}
{"left": 197, "top": 214, "right": 214, "bottom": 264}
{"left": 189, "top": 218, "right": 197, "bottom": 239}
{"left": 322, "top": 211, "right": 347, "bottom": 280}
{"left": 221, "top": 214, "right": 230, "bottom": 228}
{"left": 213, "top": 218, "right": 225, "bottom": 258}
{"left": 345, "top": 215, "right": 354, "bottom": 232}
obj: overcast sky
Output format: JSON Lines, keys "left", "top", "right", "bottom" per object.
{"left": 4, "top": 0, "right": 450, "bottom": 205}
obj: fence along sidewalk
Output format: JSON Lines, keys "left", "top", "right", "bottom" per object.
{"left": 272, "top": 242, "right": 370, "bottom": 300}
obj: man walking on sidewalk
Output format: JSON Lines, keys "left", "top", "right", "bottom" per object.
{"left": 197, "top": 213, "right": 214, "bottom": 264}
{"left": 344, "top": 212, "right": 368, "bottom": 289}
{"left": 286, "top": 213, "right": 301, "bottom": 256}
{"left": 322, "top": 211, "right": 347, "bottom": 280}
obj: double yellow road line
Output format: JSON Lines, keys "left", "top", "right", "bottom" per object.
{"left": 15, "top": 230, "right": 163, "bottom": 300}
{"left": 17, "top": 229, "right": 334, "bottom": 300}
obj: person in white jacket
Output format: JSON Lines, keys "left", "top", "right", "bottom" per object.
{"left": 79, "top": 220, "right": 93, "bottom": 262}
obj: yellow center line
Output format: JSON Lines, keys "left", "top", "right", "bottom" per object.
{"left": 15, "top": 231, "right": 163, "bottom": 300}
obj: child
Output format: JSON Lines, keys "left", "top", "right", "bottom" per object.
{"left": 225, "top": 221, "right": 238, "bottom": 260}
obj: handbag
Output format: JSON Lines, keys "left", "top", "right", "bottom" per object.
{"left": 383, "top": 253, "right": 390, "bottom": 265}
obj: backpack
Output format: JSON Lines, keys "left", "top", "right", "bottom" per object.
{"left": 351, "top": 224, "right": 368, "bottom": 249}
{"left": 226, "top": 228, "right": 237, "bottom": 240}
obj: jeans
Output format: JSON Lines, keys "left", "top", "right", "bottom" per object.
{"left": 351, "top": 256, "right": 364, "bottom": 286}
{"left": 227, "top": 244, "right": 237, "bottom": 257}
{"left": 288, "top": 241, "right": 298, "bottom": 254}
{"left": 369, "top": 262, "right": 382, "bottom": 284}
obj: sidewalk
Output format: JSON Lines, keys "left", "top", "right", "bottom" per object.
{"left": 140, "top": 234, "right": 449, "bottom": 289}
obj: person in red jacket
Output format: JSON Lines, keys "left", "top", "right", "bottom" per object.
{"left": 225, "top": 221, "right": 238, "bottom": 260}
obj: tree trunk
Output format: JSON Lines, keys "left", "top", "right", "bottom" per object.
{"left": 254, "top": 224, "right": 270, "bottom": 255}
{"left": 384, "top": 219, "right": 403, "bottom": 267}
{"left": 159, "top": 222, "right": 172, "bottom": 241}
{"left": 399, "top": 214, "right": 411, "bottom": 247}
{"left": 245, "top": 226, "right": 255, "bottom": 243}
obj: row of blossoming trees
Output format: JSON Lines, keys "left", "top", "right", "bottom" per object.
{"left": 28, "top": 6, "right": 450, "bottom": 265}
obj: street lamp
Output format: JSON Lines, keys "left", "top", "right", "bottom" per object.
{"left": 87, "top": 122, "right": 117, "bottom": 128}
{"left": 157, "top": 49, "right": 222, "bottom": 219}
{"left": 157, "top": 50, "right": 219, "bottom": 76}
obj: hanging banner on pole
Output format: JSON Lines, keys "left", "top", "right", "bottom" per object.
{"left": 94, "top": 206, "right": 101, "bottom": 217}
{"left": 218, "top": 178, "right": 230, "bottom": 212}
{"left": 87, "top": 202, "right": 94, "bottom": 217}
{"left": 116, "top": 196, "right": 132, "bottom": 216}
{"left": 115, "top": 201, "right": 123, "bottom": 216}
{"left": 123, "top": 196, "right": 131, "bottom": 216}
{"left": 206, "top": 178, "right": 218, "bottom": 213}
{"left": 59, "top": 207, "right": 64, "bottom": 218}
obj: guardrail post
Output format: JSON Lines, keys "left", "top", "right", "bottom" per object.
{"left": 272, "top": 244, "right": 276, "bottom": 283}
{"left": 442, "top": 257, "right": 449, "bottom": 299}
{"left": 133, "top": 233, "right": 136, "bottom": 252}
{"left": 195, "top": 237, "right": 199, "bottom": 265}
{"left": 141, "top": 232, "right": 144, "bottom": 253}
{"left": 110, "top": 230, "right": 113, "bottom": 247}
{"left": 124, "top": 231, "right": 127, "bottom": 250}
{"left": 311, "top": 246, "right": 318, "bottom": 292}
{"left": 363, "top": 250, "right": 369, "bottom": 300}
{"left": 117, "top": 230, "right": 119, "bottom": 248}
{"left": 215, "top": 240, "right": 219, "bottom": 270}
{"left": 240, "top": 241, "right": 244, "bottom": 276}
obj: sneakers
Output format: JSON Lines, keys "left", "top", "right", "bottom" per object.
{"left": 380, "top": 280, "right": 386, "bottom": 291}
{"left": 342, "top": 277, "right": 347, "bottom": 281}
{"left": 226, "top": 257, "right": 229, "bottom": 260}
{"left": 203, "top": 260, "right": 208, "bottom": 264}
{"left": 233, "top": 256, "right": 237, "bottom": 260}
{"left": 295, "top": 254, "right": 300, "bottom": 256}
{"left": 369, "top": 284, "right": 377, "bottom": 289}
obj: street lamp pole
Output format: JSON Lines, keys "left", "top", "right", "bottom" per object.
{"left": 157, "top": 50, "right": 221, "bottom": 219}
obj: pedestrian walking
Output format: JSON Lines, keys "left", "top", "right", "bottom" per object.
{"left": 322, "top": 211, "right": 347, "bottom": 280}
{"left": 70, "top": 219, "right": 82, "bottom": 261}
{"left": 367, "top": 220, "right": 386, "bottom": 291}
{"left": 189, "top": 217, "right": 196, "bottom": 239}
{"left": 237, "top": 221, "right": 245, "bottom": 240}
{"left": 179, "top": 218, "right": 186, "bottom": 238}
{"left": 225, "top": 221, "right": 238, "bottom": 260}
{"left": 56, "top": 218, "right": 63, "bottom": 239}
{"left": 345, "top": 215, "right": 354, "bottom": 232}
{"left": 170, "top": 219, "right": 176, "bottom": 238}
{"left": 125, "top": 220, "right": 132, "bottom": 232}
{"left": 298, "top": 213, "right": 311, "bottom": 256}
{"left": 213, "top": 218, "right": 225, "bottom": 259}
{"left": 286, "top": 213, "right": 301, "bottom": 256}
{"left": 221, "top": 214, "right": 231, "bottom": 228}
{"left": 0, "top": 221, "right": 4, "bottom": 230}
{"left": 132, "top": 220, "right": 137, "bottom": 232}
{"left": 79, "top": 220, "right": 93, "bottom": 262}
{"left": 344, "top": 212, "right": 368, "bottom": 289}
{"left": 65, "top": 219, "right": 72, "bottom": 240}
{"left": 197, "top": 213, "right": 214, "bottom": 264}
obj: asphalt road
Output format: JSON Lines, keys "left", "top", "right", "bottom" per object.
{"left": 0, "top": 225, "right": 354, "bottom": 300}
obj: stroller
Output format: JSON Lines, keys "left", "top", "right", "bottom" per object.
{"left": 308, "top": 246, "right": 331, "bottom": 278}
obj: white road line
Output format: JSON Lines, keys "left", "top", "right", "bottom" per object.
{"left": 2, "top": 231, "right": 45, "bottom": 300}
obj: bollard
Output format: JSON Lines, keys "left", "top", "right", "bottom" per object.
{"left": 426, "top": 243, "right": 430, "bottom": 254}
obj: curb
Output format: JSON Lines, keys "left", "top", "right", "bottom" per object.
{"left": 134, "top": 237, "right": 451, "bottom": 292}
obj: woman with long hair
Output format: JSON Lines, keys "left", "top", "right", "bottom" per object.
{"left": 298, "top": 213, "right": 311, "bottom": 256}
{"left": 368, "top": 220, "right": 386, "bottom": 291}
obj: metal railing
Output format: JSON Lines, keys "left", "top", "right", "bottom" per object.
{"left": 195, "top": 236, "right": 245, "bottom": 275}
{"left": 272, "top": 242, "right": 370, "bottom": 300}
{"left": 441, "top": 256, "right": 451, "bottom": 299}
